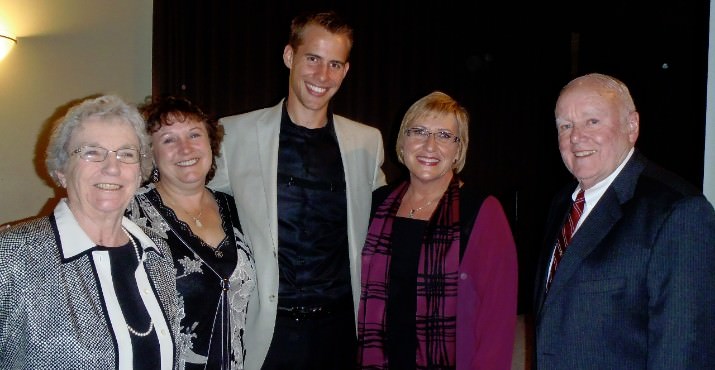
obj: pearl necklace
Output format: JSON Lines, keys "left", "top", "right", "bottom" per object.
{"left": 121, "top": 227, "right": 154, "bottom": 337}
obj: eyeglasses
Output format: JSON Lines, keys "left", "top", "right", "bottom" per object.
{"left": 71, "top": 145, "right": 143, "bottom": 164}
{"left": 404, "top": 127, "right": 460, "bottom": 144}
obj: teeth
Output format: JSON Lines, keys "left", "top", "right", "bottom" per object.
{"left": 96, "top": 183, "right": 121, "bottom": 190}
{"left": 306, "top": 83, "right": 326, "bottom": 94}
{"left": 176, "top": 158, "right": 199, "bottom": 166}
{"left": 418, "top": 156, "right": 439, "bottom": 163}
{"left": 574, "top": 150, "right": 596, "bottom": 157}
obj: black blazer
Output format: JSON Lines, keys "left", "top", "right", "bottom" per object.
{"left": 532, "top": 150, "right": 715, "bottom": 369}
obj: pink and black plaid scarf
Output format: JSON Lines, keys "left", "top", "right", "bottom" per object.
{"left": 357, "top": 176, "right": 461, "bottom": 369}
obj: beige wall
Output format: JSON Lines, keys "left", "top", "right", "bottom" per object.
{"left": 0, "top": 1, "right": 152, "bottom": 225}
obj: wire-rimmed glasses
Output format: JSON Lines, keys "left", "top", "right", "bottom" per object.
{"left": 71, "top": 145, "right": 143, "bottom": 164}
{"left": 404, "top": 127, "right": 460, "bottom": 144}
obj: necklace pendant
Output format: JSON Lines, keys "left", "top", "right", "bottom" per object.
{"left": 214, "top": 249, "right": 223, "bottom": 258}
{"left": 408, "top": 209, "right": 416, "bottom": 218}
{"left": 194, "top": 218, "right": 203, "bottom": 228}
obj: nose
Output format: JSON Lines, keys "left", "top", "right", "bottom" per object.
{"left": 177, "top": 138, "right": 192, "bottom": 153}
{"left": 424, "top": 132, "right": 438, "bottom": 150}
{"left": 569, "top": 124, "right": 583, "bottom": 144}
{"left": 101, "top": 153, "right": 122, "bottom": 174}
{"left": 315, "top": 63, "right": 329, "bottom": 81}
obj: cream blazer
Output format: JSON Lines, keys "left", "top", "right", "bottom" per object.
{"left": 209, "top": 100, "right": 386, "bottom": 370}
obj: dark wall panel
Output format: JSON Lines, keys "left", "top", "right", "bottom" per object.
{"left": 152, "top": 0, "right": 710, "bottom": 313}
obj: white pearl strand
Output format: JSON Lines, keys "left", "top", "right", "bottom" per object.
{"left": 121, "top": 227, "right": 154, "bottom": 337}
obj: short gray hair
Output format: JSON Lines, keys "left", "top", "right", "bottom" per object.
{"left": 561, "top": 73, "right": 637, "bottom": 117}
{"left": 45, "top": 95, "right": 152, "bottom": 186}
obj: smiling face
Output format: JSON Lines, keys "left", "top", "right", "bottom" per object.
{"left": 151, "top": 116, "right": 212, "bottom": 191}
{"left": 555, "top": 79, "right": 639, "bottom": 190}
{"left": 57, "top": 117, "right": 142, "bottom": 220}
{"left": 283, "top": 23, "right": 350, "bottom": 125}
{"left": 400, "top": 112, "right": 460, "bottom": 187}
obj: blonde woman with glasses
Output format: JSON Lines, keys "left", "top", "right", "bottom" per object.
{"left": 357, "top": 91, "right": 518, "bottom": 370}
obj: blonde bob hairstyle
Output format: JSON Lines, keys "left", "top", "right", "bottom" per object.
{"left": 395, "top": 91, "right": 469, "bottom": 173}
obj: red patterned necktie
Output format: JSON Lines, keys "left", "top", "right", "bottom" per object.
{"left": 546, "top": 189, "right": 585, "bottom": 291}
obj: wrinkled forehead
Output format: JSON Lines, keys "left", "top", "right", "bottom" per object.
{"left": 556, "top": 83, "right": 618, "bottom": 113}
{"left": 70, "top": 116, "right": 138, "bottom": 147}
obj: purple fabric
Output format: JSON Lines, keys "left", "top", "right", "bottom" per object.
{"left": 357, "top": 176, "right": 518, "bottom": 369}
{"left": 456, "top": 195, "right": 518, "bottom": 370}
{"left": 358, "top": 178, "right": 460, "bottom": 369}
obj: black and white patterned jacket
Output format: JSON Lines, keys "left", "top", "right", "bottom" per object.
{"left": 0, "top": 199, "right": 182, "bottom": 369}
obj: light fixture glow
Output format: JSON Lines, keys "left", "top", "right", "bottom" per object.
{"left": 0, "top": 34, "right": 17, "bottom": 61}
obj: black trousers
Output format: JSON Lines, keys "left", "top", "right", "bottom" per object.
{"left": 261, "top": 308, "right": 357, "bottom": 370}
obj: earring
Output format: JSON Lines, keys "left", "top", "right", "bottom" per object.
{"left": 151, "top": 167, "right": 160, "bottom": 183}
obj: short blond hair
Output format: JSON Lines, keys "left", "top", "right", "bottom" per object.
{"left": 395, "top": 91, "right": 469, "bottom": 173}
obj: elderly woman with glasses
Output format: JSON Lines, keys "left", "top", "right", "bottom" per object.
{"left": 0, "top": 95, "right": 180, "bottom": 369}
{"left": 356, "top": 91, "right": 518, "bottom": 369}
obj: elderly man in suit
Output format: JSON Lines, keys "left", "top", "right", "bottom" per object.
{"left": 209, "top": 10, "right": 385, "bottom": 370}
{"left": 533, "top": 73, "right": 715, "bottom": 369}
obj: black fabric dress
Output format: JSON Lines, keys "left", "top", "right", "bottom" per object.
{"left": 127, "top": 184, "right": 256, "bottom": 370}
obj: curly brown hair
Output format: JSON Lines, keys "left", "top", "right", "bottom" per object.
{"left": 138, "top": 96, "right": 224, "bottom": 183}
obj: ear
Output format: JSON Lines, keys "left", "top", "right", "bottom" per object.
{"left": 56, "top": 171, "right": 67, "bottom": 188}
{"left": 283, "top": 45, "right": 294, "bottom": 69}
{"left": 627, "top": 111, "right": 640, "bottom": 144}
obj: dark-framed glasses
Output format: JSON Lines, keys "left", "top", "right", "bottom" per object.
{"left": 71, "top": 145, "right": 143, "bottom": 164}
{"left": 404, "top": 127, "right": 460, "bottom": 144}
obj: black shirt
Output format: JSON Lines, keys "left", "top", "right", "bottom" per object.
{"left": 105, "top": 239, "right": 160, "bottom": 370}
{"left": 276, "top": 103, "right": 352, "bottom": 308}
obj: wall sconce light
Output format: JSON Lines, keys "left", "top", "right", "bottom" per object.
{"left": 0, "top": 33, "right": 17, "bottom": 61}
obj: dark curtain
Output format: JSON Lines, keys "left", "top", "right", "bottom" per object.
{"left": 152, "top": 0, "right": 710, "bottom": 314}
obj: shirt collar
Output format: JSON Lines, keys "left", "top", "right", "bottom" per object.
{"left": 54, "top": 198, "right": 161, "bottom": 260}
{"left": 576, "top": 147, "right": 635, "bottom": 214}
{"left": 280, "top": 99, "right": 336, "bottom": 134}
{"left": 55, "top": 199, "right": 95, "bottom": 259}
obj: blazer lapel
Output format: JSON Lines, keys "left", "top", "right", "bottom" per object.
{"left": 253, "top": 102, "right": 283, "bottom": 250}
{"left": 541, "top": 152, "right": 646, "bottom": 301}
{"left": 544, "top": 191, "right": 622, "bottom": 296}
{"left": 333, "top": 119, "right": 355, "bottom": 192}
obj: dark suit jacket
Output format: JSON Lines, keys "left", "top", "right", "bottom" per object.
{"left": 533, "top": 150, "right": 715, "bottom": 369}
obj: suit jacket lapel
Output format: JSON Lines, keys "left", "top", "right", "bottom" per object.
{"left": 253, "top": 101, "right": 283, "bottom": 250}
{"left": 544, "top": 190, "right": 622, "bottom": 297}
{"left": 534, "top": 190, "right": 572, "bottom": 313}
{"left": 333, "top": 118, "right": 354, "bottom": 195}
{"left": 333, "top": 117, "right": 360, "bottom": 277}
{"left": 538, "top": 152, "right": 647, "bottom": 309}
